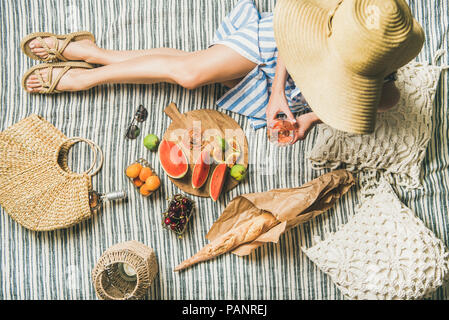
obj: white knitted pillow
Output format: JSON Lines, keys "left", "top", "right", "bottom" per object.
{"left": 302, "top": 179, "right": 449, "bottom": 300}
{"left": 308, "top": 61, "right": 445, "bottom": 189}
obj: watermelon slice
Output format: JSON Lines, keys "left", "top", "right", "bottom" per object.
{"left": 191, "top": 149, "right": 211, "bottom": 189}
{"left": 209, "top": 163, "right": 228, "bottom": 201}
{"left": 158, "top": 139, "right": 188, "bottom": 179}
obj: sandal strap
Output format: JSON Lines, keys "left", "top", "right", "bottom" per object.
{"left": 32, "top": 65, "right": 71, "bottom": 94}
{"left": 34, "top": 65, "right": 53, "bottom": 93}
{"left": 34, "top": 36, "right": 52, "bottom": 61}
{"left": 34, "top": 67, "right": 49, "bottom": 88}
{"left": 47, "top": 65, "right": 71, "bottom": 93}
{"left": 34, "top": 35, "right": 68, "bottom": 62}
{"left": 58, "top": 35, "right": 76, "bottom": 59}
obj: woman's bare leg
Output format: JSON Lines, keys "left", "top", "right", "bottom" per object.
{"left": 28, "top": 37, "right": 191, "bottom": 64}
{"left": 90, "top": 47, "right": 192, "bottom": 64}
{"left": 25, "top": 45, "right": 256, "bottom": 92}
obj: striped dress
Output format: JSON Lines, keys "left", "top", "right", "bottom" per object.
{"left": 212, "top": 0, "right": 309, "bottom": 129}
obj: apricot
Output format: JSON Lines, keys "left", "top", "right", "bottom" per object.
{"left": 139, "top": 183, "right": 153, "bottom": 196}
{"left": 145, "top": 175, "right": 161, "bottom": 192}
{"left": 133, "top": 178, "right": 144, "bottom": 187}
{"left": 139, "top": 167, "right": 153, "bottom": 182}
{"left": 126, "top": 163, "right": 142, "bottom": 179}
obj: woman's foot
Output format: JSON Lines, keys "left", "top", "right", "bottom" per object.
{"left": 25, "top": 66, "right": 87, "bottom": 93}
{"left": 28, "top": 37, "right": 98, "bottom": 63}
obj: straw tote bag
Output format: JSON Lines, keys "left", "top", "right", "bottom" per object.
{"left": 0, "top": 114, "right": 103, "bottom": 231}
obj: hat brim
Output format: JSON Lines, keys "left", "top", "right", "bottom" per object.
{"left": 274, "top": 0, "right": 423, "bottom": 134}
{"left": 294, "top": 53, "right": 382, "bottom": 134}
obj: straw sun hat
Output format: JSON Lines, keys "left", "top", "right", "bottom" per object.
{"left": 274, "top": 0, "right": 424, "bottom": 134}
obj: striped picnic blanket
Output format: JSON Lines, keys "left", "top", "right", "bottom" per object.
{"left": 0, "top": 0, "right": 448, "bottom": 299}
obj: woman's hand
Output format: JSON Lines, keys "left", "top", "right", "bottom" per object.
{"left": 292, "top": 112, "right": 322, "bottom": 143}
{"left": 266, "top": 90, "right": 296, "bottom": 128}
{"left": 266, "top": 55, "right": 296, "bottom": 128}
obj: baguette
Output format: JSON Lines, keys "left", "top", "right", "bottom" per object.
{"left": 174, "top": 212, "right": 278, "bottom": 271}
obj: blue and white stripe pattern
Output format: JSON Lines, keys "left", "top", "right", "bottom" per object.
{"left": 212, "top": 0, "right": 308, "bottom": 130}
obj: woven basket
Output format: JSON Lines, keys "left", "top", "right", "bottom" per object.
{"left": 0, "top": 114, "right": 103, "bottom": 231}
{"left": 92, "top": 241, "right": 158, "bottom": 300}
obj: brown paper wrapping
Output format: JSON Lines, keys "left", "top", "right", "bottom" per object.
{"left": 206, "top": 169, "right": 355, "bottom": 256}
{"left": 174, "top": 169, "right": 355, "bottom": 271}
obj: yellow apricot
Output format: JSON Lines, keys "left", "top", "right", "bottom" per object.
{"left": 133, "top": 178, "right": 144, "bottom": 187}
{"left": 145, "top": 175, "right": 161, "bottom": 192}
{"left": 139, "top": 167, "right": 153, "bottom": 182}
{"left": 126, "top": 163, "right": 142, "bottom": 179}
{"left": 140, "top": 183, "right": 152, "bottom": 196}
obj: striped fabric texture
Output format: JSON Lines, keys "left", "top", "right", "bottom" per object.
{"left": 0, "top": 0, "right": 448, "bottom": 300}
{"left": 213, "top": 0, "right": 308, "bottom": 130}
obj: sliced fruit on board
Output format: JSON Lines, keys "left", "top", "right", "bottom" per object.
{"left": 227, "top": 137, "right": 242, "bottom": 153}
{"left": 159, "top": 139, "right": 189, "bottom": 179}
{"left": 185, "top": 128, "right": 204, "bottom": 150}
{"left": 211, "top": 144, "right": 225, "bottom": 164}
{"left": 215, "top": 135, "right": 227, "bottom": 151}
{"left": 191, "top": 149, "right": 211, "bottom": 189}
{"left": 209, "top": 163, "right": 228, "bottom": 201}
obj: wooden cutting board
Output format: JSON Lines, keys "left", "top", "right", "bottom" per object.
{"left": 162, "top": 102, "right": 249, "bottom": 198}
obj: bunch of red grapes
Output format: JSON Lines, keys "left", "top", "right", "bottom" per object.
{"left": 162, "top": 194, "right": 194, "bottom": 237}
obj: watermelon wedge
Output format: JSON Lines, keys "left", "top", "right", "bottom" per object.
{"left": 191, "top": 149, "right": 211, "bottom": 189}
{"left": 158, "top": 139, "right": 188, "bottom": 179}
{"left": 209, "top": 163, "right": 228, "bottom": 201}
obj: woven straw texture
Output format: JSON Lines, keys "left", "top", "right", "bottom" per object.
{"left": 274, "top": 0, "right": 425, "bottom": 134}
{"left": 92, "top": 240, "right": 158, "bottom": 300}
{"left": 0, "top": 0, "right": 448, "bottom": 300}
{"left": 0, "top": 114, "right": 100, "bottom": 231}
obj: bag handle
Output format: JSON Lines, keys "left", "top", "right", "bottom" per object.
{"left": 62, "top": 137, "right": 104, "bottom": 177}
{"left": 432, "top": 49, "right": 449, "bottom": 70}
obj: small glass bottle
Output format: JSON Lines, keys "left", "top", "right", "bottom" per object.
{"left": 89, "top": 190, "right": 127, "bottom": 212}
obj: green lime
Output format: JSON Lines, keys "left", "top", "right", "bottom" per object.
{"left": 143, "top": 134, "right": 160, "bottom": 151}
{"left": 230, "top": 164, "right": 247, "bottom": 182}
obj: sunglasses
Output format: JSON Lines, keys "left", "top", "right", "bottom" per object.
{"left": 125, "top": 105, "right": 148, "bottom": 140}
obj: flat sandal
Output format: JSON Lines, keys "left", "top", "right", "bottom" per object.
{"left": 22, "top": 61, "right": 93, "bottom": 94}
{"left": 20, "top": 31, "right": 95, "bottom": 62}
